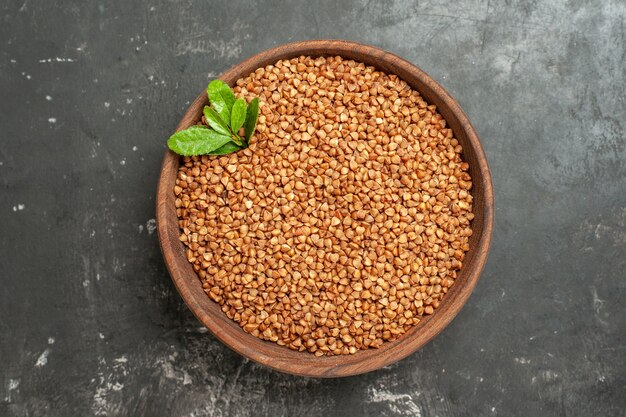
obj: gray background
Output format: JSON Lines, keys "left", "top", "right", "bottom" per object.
{"left": 1, "top": 0, "right": 624, "bottom": 416}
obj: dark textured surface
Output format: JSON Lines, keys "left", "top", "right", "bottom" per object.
{"left": 1, "top": 0, "right": 624, "bottom": 416}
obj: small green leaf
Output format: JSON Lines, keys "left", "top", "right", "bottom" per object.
{"left": 167, "top": 126, "right": 233, "bottom": 156}
{"left": 230, "top": 98, "right": 247, "bottom": 133}
{"left": 207, "top": 80, "right": 236, "bottom": 124}
{"left": 208, "top": 142, "right": 242, "bottom": 155}
{"left": 244, "top": 98, "right": 259, "bottom": 141}
{"left": 203, "top": 106, "right": 231, "bottom": 136}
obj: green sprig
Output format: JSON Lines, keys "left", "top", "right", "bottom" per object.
{"left": 167, "top": 80, "right": 260, "bottom": 156}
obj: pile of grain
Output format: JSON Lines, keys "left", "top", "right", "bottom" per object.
{"left": 175, "top": 55, "right": 474, "bottom": 355}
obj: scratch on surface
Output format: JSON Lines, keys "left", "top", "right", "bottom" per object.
{"left": 157, "top": 354, "right": 193, "bottom": 385}
{"left": 492, "top": 53, "right": 522, "bottom": 84}
{"left": 39, "top": 57, "right": 76, "bottom": 63}
{"left": 591, "top": 286, "right": 609, "bottom": 325}
{"left": 176, "top": 20, "right": 249, "bottom": 58}
{"left": 480, "top": 26, "right": 488, "bottom": 54}
{"left": 92, "top": 357, "right": 126, "bottom": 416}
{"left": 221, "top": 359, "right": 248, "bottom": 415}
{"left": 176, "top": 37, "right": 243, "bottom": 58}
{"left": 368, "top": 385, "right": 422, "bottom": 416}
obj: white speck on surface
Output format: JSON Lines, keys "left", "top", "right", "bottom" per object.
{"left": 540, "top": 370, "right": 559, "bottom": 381}
{"left": 83, "top": 280, "right": 90, "bottom": 287}
{"left": 150, "top": 6, "right": 155, "bottom": 11}
{"left": 126, "top": 98, "right": 132, "bottom": 104}
{"left": 48, "top": 337, "right": 55, "bottom": 344}
{"left": 39, "top": 57, "right": 76, "bottom": 63}
{"left": 96, "top": 273, "right": 101, "bottom": 281}
{"left": 114, "top": 356, "right": 128, "bottom": 364}
{"left": 10, "top": 59, "right": 16, "bottom": 63}
{"left": 48, "top": 117, "right": 57, "bottom": 124}
{"left": 45, "top": 95, "right": 52, "bottom": 101}
{"left": 514, "top": 357, "right": 531, "bottom": 364}
{"left": 120, "top": 159, "right": 126, "bottom": 166}
{"left": 13, "top": 204, "right": 25, "bottom": 211}
{"left": 197, "top": 327, "right": 208, "bottom": 333}
{"left": 132, "top": 146, "right": 138, "bottom": 151}
{"left": 5, "top": 379, "right": 19, "bottom": 402}
{"left": 492, "top": 407, "right": 496, "bottom": 413}
{"left": 35, "top": 349, "right": 50, "bottom": 367}
{"left": 138, "top": 224, "right": 144, "bottom": 233}
{"left": 148, "top": 75, "right": 154, "bottom": 81}
{"left": 104, "top": 102, "right": 110, "bottom": 108}
{"left": 146, "top": 219, "right": 156, "bottom": 235}
{"left": 99, "top": 333, "right": 105, "bottom": 339}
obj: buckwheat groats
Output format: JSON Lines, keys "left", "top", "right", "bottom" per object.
{"left": 175, "top": 55, "right": 474, "bottom": 356}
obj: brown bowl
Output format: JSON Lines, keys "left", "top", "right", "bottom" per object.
{"left": 157, "top": 40, "right": 494, "bottom": 377}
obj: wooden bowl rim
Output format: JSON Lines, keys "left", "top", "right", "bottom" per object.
{"left": 157, "top": 40, "right": 494, "bottom": 377}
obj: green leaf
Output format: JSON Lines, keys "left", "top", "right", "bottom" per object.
{"left": 230, "top": 98, "right": 247, "bottom": 133}
{"left": 207, "top": 79, "right": 236, "bottom": 125}
{"left": 208, "top": 142, "right": 242, "bottom": 155}
{"left": 230, "top": 133, "right": 244, "bottom": 147}
{"left": 167, "top": 126, "right": 234, "bottom": 156}
{"left": 203, "top": 106, "right": 231, "bottom": 136}
{"left": 244, "top": 98, "right": 259, "bottom": 141}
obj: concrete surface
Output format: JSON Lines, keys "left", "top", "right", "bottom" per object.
{"left": 0, "top": 0, "right": 624, "bottom": 416}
